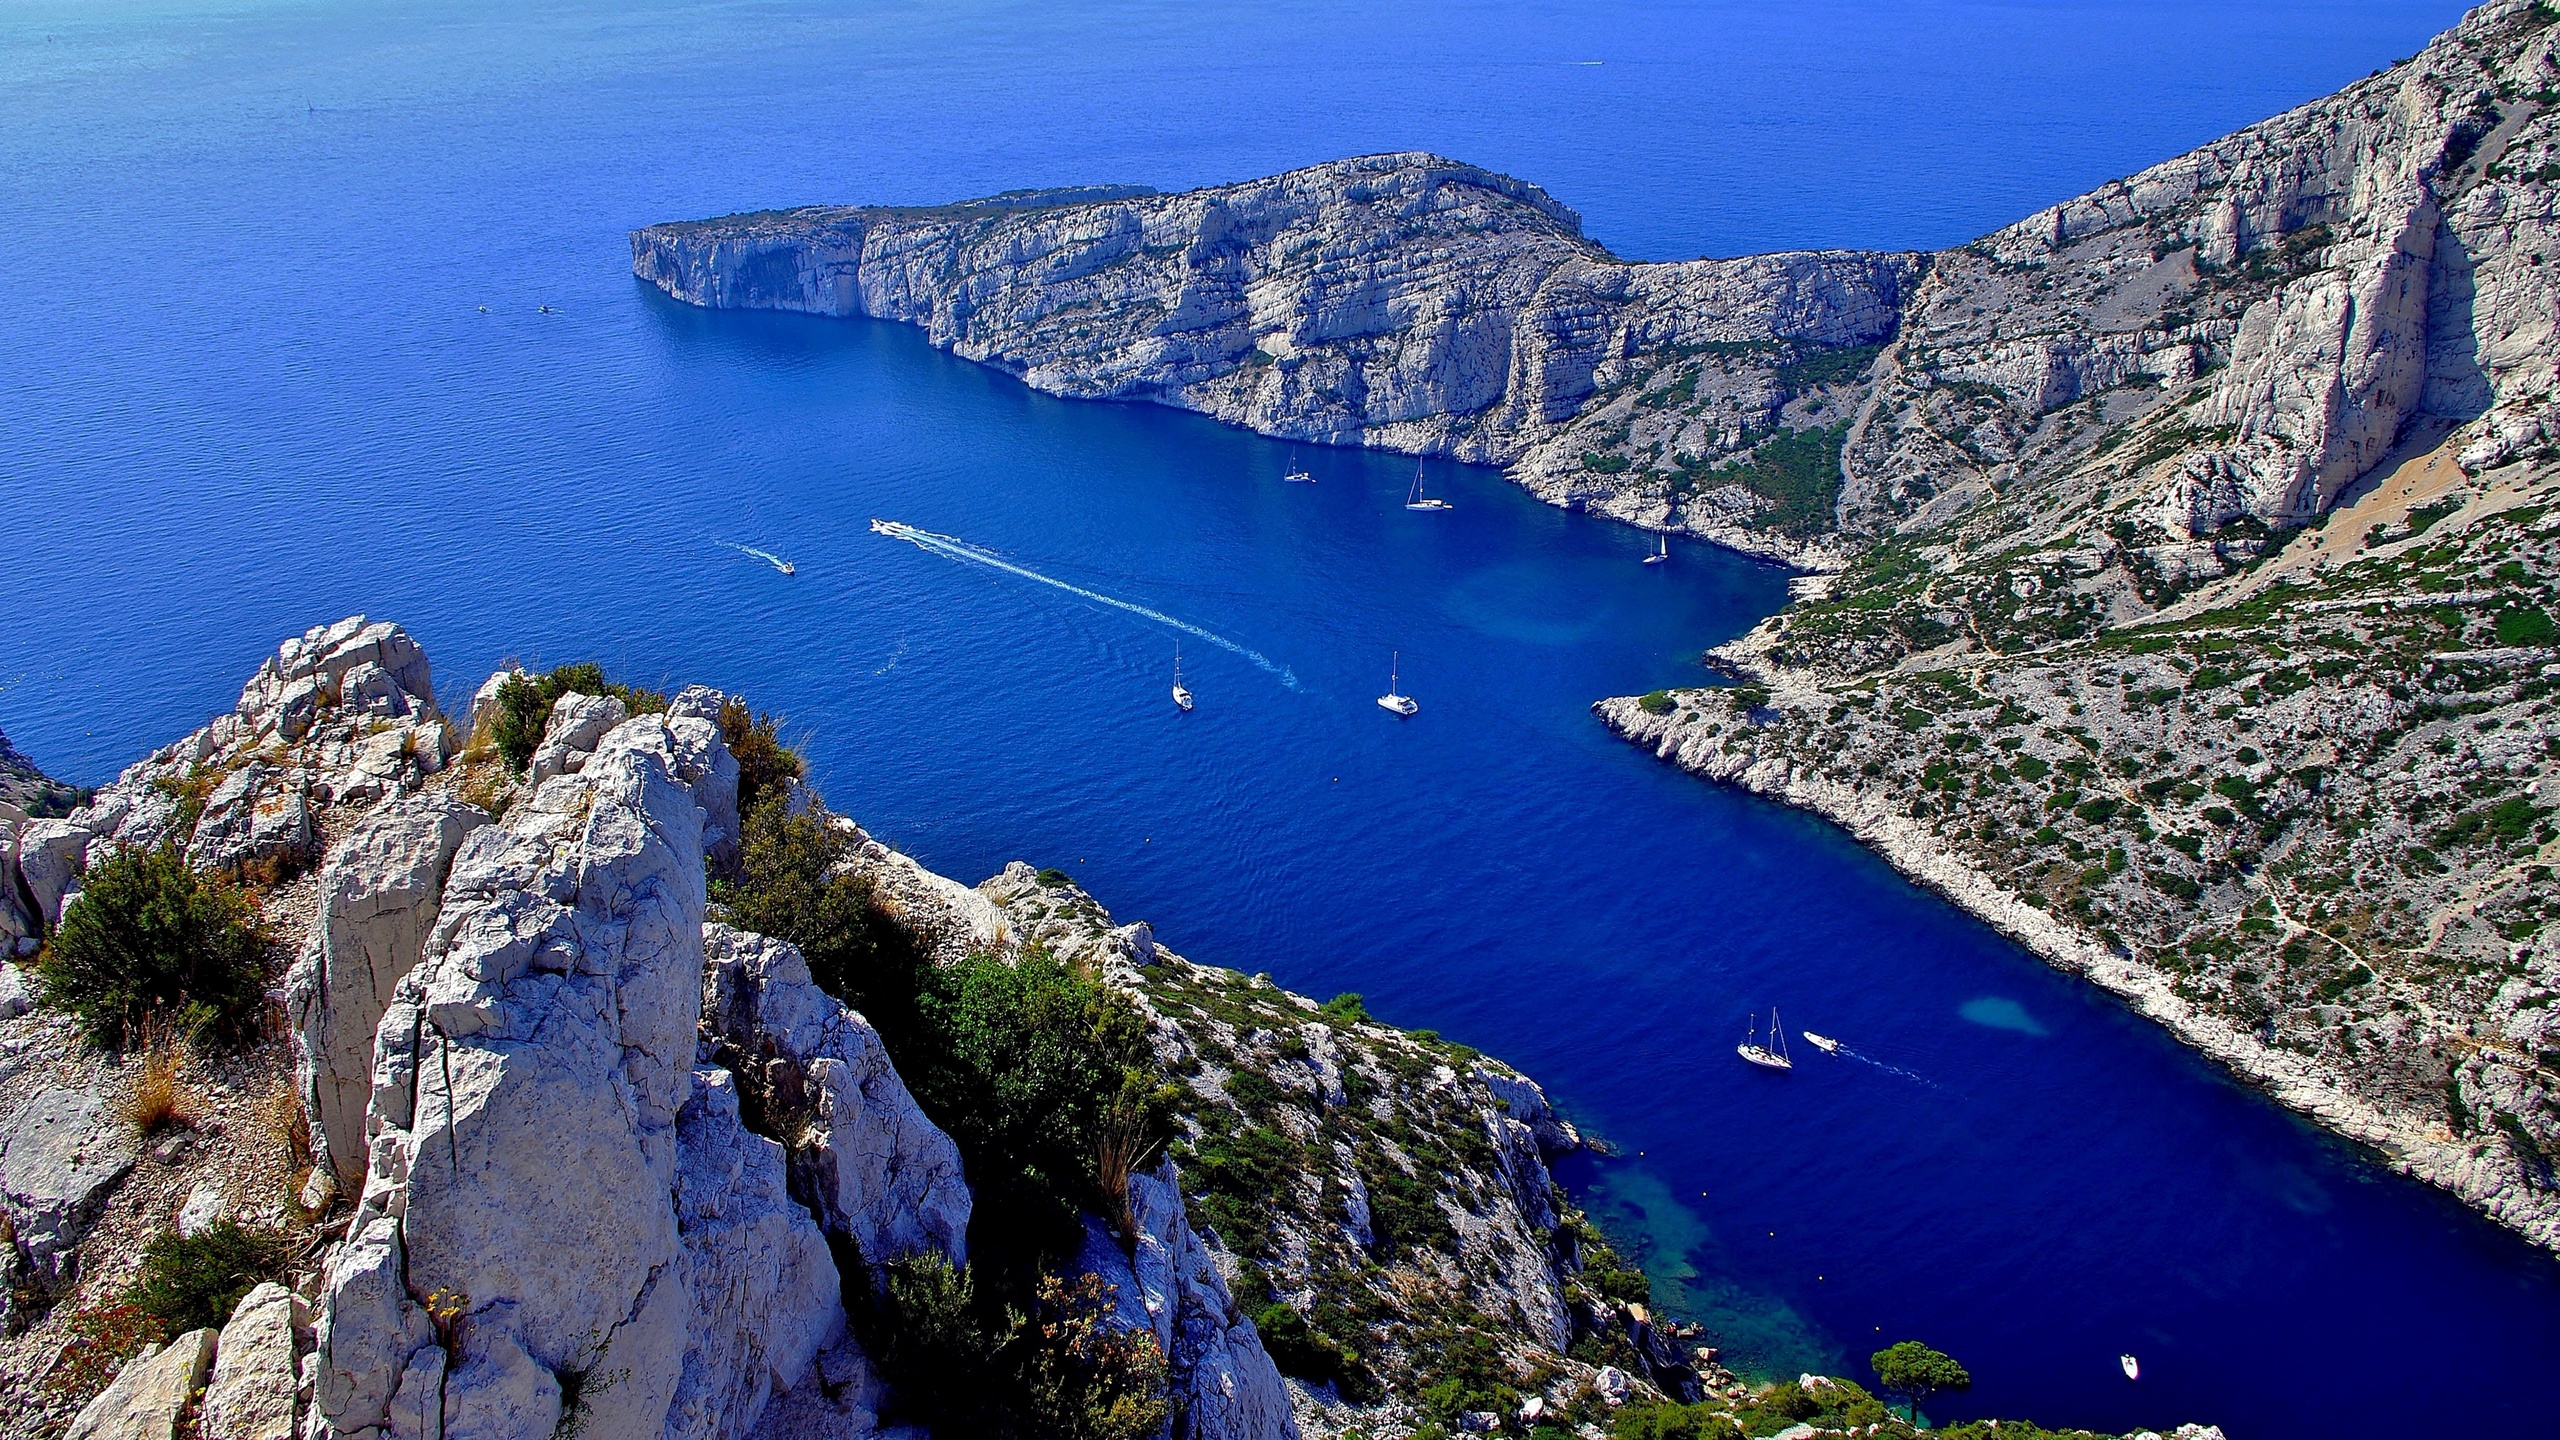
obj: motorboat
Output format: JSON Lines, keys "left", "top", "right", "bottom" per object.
{"left": 2120, "top": 1355, "right": 2140, "bottom": 1381}
{"left": 1801, "top": 1031, "right": 1840, "bottom": 1055}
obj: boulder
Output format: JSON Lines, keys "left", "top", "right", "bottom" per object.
{"left": 287, "top": 793, "right": 488, "bottom": 1191}
{"left": 177, "top": 1181, "right": 225, "bottom": 1237}
{"left": 16, "top": 818, "right": 90, "bottom": 928}
{"left": 700, "top": 925, "right": 971, "bottom": 1269}
{"left": 1077, "top": 1158, "right": 1295, "bottom": 1440}
{"left": 237, "top": 617, "right": 435, "bottom": 738}
{"left": 0, "top": 1086, "right": 140, "bottom": 1282}
{"left": 65, "top": 1326, "right": 216, "bottom": 1440}
{"left": 0, "top": 959, "right": 31, "bottom": 1017}
{"left": 200, "top": 1282, "right": 300, "bottom": 1440}
{"left": 527, "top": 692, "right": 628, "bottom": 784}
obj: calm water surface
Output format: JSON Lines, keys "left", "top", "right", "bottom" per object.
{"left": 6, "top": 2, "right": 2554, "bottom": 1434}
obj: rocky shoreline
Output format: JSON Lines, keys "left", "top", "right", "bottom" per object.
{"left": 1594, "top": 690, "right": 2560, "bottom": 1252}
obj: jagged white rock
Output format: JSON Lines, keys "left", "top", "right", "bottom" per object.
{"left": 699, "top": 924, "right": 972, "bottom": 1270}
{"left": 289, "top": 792, "right": 489, "bottom": 1192}
{"left": 201, "top": 1282, "right": 300, "bottom": 1440}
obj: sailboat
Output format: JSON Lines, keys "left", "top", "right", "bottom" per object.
{"left": 1376, "top": 651, "right": 1419, "bottom": 716}
{"left": 1643, "top": 533, "right": 1668, "bottom": 565}
{"left": 1171, "top": 644, "right": 1194, "bottom": 712}
{"left": 1405, "top": 458, "right": 1453, "bottom": 511}
{"left": 1284, "top": 448, "right": 1314, "bottom": 483}
{"left": 1737, "top": 1008, "right": 1793, "bottom": 1071}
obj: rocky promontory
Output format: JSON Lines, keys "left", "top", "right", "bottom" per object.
{"left": 633, "top": 155, "right": 1918, "bottom": 565}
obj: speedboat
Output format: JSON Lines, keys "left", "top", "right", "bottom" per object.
{"left": 2120, "top": 1355, "right": 2140, "bottom": 1381}
{"left": 1737, "top": 1008, "right": 1793, "bottom": 1071}
{"left": 1801, "top": 1031, "right": 1840, "bottom": 1055}
{"left": 1377, "top": 651, "right": 1418, "bottom": 716}
{"left": 777, "top": 560, "right": 795, "bottom": 576}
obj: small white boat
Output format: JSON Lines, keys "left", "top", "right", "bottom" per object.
{"left": 1642, "top": 534, "right": 1668, "bottom": 566}
{"left": 2120, "top": 1354, "right": 2140, "bottom": 1381}
{"left": 1284, "top": 448, "right": 1314, "bottom": 483}
{"left": 1405, "top": 458, "right": 1453, "bottom": 511}
{"left": 778, "top": 561, "right": 795, "bottom": 576}
{"left": 1738, "top": 1008, "right": 1793, "bottom": 1071}
{"left": 1801, "top": 1031, "right": 1840, "bottom": 1055}
{"left": 1377, "top": 650, "right": 1418, "bottom": 716}
{"left": 1172, "top": 644, "right": 1194, "bottom": 712}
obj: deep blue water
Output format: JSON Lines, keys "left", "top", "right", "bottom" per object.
{"left": 6, "top": 2, "right": 2556, "bottom": 1435}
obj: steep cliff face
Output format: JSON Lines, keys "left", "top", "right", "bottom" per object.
{"left": 634, "top": 153, "right": 1919, "bottom": 563}
{"left": 1598, "top": 0, "right": 2560, "bottom": 1258}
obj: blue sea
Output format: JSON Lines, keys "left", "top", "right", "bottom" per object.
{"left": 6, "top": 2, "right": 2553, "bottom": 1434}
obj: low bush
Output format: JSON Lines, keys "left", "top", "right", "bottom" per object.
{"left": 868, "top": 1255, "right": 1170, "bottom": 1440}
{"left": 717, "top": 697, "right": 804, "bottom": 820}
{"left": 715, "top": 801, "right": 928, "bottom": 1040}
{"left": 1637, "top": 690, "right": 1676, "bottom": 715}
{"left": 125, "top": 1221, "right": 292, "bottom": 1336}
{"left": 39, "top": 845, "right": 270, "bottom": 1048}
{"left": 486, "top": 662, "right": 665, "bottom": 774}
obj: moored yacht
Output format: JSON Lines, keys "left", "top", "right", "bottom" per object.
{"left": 1643, "top": 533, "right": 1668, "bottom": 565}
{"left": 1737, "top": 1008, "right": 1793, "bottom": 1070}
{"left": 1284, "top": 448, "right": 1314, "bottom": 482}
{"left": 1377, "top": 651, "right": 1418, "bottom": 716}
{"left": 1405, "top": 458, "right": 1453, "bottom": 511}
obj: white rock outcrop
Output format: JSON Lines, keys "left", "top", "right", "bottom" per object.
{"left": 699, "top": 924, "right": 972, "bottom": 1270}
{"left": 0, "top": 1086, "right": 140, "bottom": 1283}
{"left": 288, "top": 793, "right": 488, "bottom": 1191}
{"left": 66, "top": 1326, "right": 216, "bottom": 1440}
{"left": 1077, "top": 1158, "right": 1296, "bottom": 1440}
{"left": 201, "top": 1282, "right": 300, "bottom": 1440}
{"left": 313, "top": 714, "right": 842, "bottom": 1440}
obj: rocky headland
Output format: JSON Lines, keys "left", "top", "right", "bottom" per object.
{"left": 637, "top": 0, "right": 2560, "bottom": 1257}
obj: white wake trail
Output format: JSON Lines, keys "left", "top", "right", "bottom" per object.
{"left": 873, "top": 521, "right": 1299, "bottom": 689}
{"left": 716, "top": 540, "right": 794, "bottom": 574}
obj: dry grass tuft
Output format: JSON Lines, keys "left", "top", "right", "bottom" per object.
{"left": 114, "top": 1016, "right": 203, "bottom": 1135}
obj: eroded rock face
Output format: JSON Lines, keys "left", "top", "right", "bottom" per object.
{"left": 0, "top": 1086, "right": 140, "bottom": 1283}
{"left": 1077, "top": 1159, "right": 1296, "bottom": 1440}
{"left": 14, "top": 820, "right": 89, "bottom": 930}
{"left": 698, "top": 924, "right": 971, "bottom": 1271}
{"left": 61, "top": 617, "right": 448, "bottom": 882}
{"left": 315, "top": 715, "right": 840, "bottom": 1440}
{"left": 288, "top": 793, "right": 490, "bottom": 1192}
{"left": 634, "top": 155, "right": 1917, "bottom": 563}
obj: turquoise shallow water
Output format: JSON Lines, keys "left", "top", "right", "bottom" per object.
{"left": 8, "top": 2, "right": 2559, "bottom": 1434}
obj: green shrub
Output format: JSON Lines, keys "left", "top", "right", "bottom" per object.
{"left": 907, "top": 949, "right": 1171, "bottom": 1280}
{"left": 1637, "top": 690, "right": 1676, "bottom": 715}
{"left": 2498, "top": 606, "right": 2558, "bottom": 647}
{"left": 868, "top": 1254, "right": 1169, "bottom": 1440}
{"left": 487, "top": 662, "right": 666, "bottom": 773}
{"left": 1612, "top": 1400, "right": 1743, "bottom": 1440}
{"left": 125, "top": 1221, "right": 291, "bottom": 1335}
{"left": 715, "top": 801, "right": 927, "bottom": 1040}
{"left": 717, "top": 697, "right": 804, "bottom": 821}
{"left": 39, "top": 845, "right": 270, "bottom": 1048}
{"left": 1726, "top": 684, "right": 1770, "bottom": 715}
{"left": 1319, "top": 992, "right": 1371, "bottom": 1024}
{"left": 1253, "top": 1301, "right": 1366, "bottom": 1394}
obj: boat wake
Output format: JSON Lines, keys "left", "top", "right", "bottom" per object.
{"left": 1830, "top": 1043, "right": 1938, "bottom": 1089}
{"left": 872, "top": 519, "right": 1300, "bottom": 689}
{"left": 717, "top": 540, "right": 796, "bottom": 575}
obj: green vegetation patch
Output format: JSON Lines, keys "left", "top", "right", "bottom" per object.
{"left": 39, "top": 844, "right": 271, "bottom": 1048}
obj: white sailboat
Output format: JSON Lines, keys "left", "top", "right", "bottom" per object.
{"left": 1377, "top": 651, "right": 1419, "bottom": 716}
{"left": 1737, "top": 1008, "right": 1793, "bottom": 1071}
{"left": 1642, "top": 534, "right": 1668, "bottom": 565}
{"left": 1284, "top": 448, "right": 1314, "bottom": 483}
{"left": 1405, "top": 458, "right": 1453, "bottom": 511}
{"left": 1171, "top": 644, "right": 1194, "bottom": 712}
